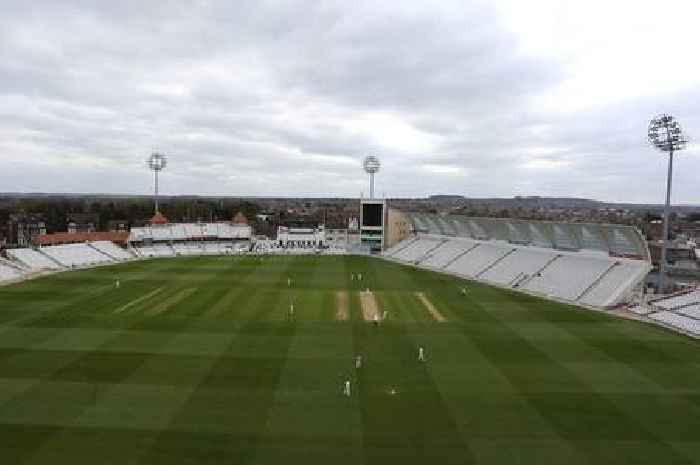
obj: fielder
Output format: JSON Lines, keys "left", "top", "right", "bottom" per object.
{"left": 115, "top": 278, "right": 120, "bottom": 289}
{"left": 343, "top": 379, "right": 351, "bottom": 397}
{"left": 355, "top": 355, "right": 362, "bottom": 369}
{"left": 418, "top": 346, "right": 426, "bottom": 362}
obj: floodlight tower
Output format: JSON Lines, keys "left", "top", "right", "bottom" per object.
{"left": 363, "top": 155, "right": 381, "bottom": 199}
{"left": 147, "top": 152, "right": 168, "bottom": 214}
{"left": 648, "top": 114, "right": 687, "bottom": 293}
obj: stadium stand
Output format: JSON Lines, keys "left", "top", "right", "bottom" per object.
{"left": 40, "top": 243, "right": 114, "bottom": 267}
{"left": 445, "top": 242, "right": 515, "bottom": 278}
{"left": 6, "top": 248, "right": 63, "bottom": 270}
{"left": 628, "top": 304, "right": 654, "bottom": 316}
{"left": 651, "top": 289, "right": 700, "bottom": 310}
{"left": 404, "top": 213, "right": 649, "bottom": 258}
{"left": 129, "top": 222, "right": 252, "bottom": 242}
{"left": 421, "top": 238, "right": 477, "bottom": 269}
{"left": 649, "top": 311, "right": 700, "bottom": 336}
{"left": 479, "top": 247, "right": 559, "bottom": 286}
{"left": 0, "top": 261, "right": 24, "bottom": 283}
{"left": 202, "top": 242, "right": 225, "bottom": 255}
{"left": 384, "top": 213, "right": 651, "bottom": 309}
{"left": 677, "top": 304, "right": 700, "bottom": 319}
{"left": 392, "top": 237, "right": 445, "bottom": 263}
{"left": 89, "top": 241, "right": 134, "bottom": 261}
{"left": 172, "top": 243, "right": 202, "bottom": 255}
{"left": 134, "top": 244, "right": 175, "bottom": 258}
{"left": 578, "top": 260, "right": 649, "bottom": 307}
{"left": 523, "top": 255, "right": 613, "bottom": 301}
{"left": 629, "top": 288, "right": 700, "bottom": 336}
{"left": 383, "top": 236, "right": 420, "bottom": 258}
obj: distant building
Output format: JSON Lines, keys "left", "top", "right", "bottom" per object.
{"left": 7, "top": 213, "right": 47, "bottom": 246}
{"left": 232, "top": 212, "right": 248, "bottom": 224}
{"left": 67, "top": 213, "right": 99, "bottom": 233}
{"left": 325, "top": 228, "right": 349, "bottom": 246}
{"left": 277, "top": 225, "right": 325, "bottom": 247}
{"left": 107, "top": 220, "right": 129, "bottom": 232}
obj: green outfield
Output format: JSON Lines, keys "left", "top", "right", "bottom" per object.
{"left": 0, "top": 255, "right": 699, "bottom": 464}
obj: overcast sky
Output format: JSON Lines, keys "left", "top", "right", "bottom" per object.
{"left": 1, "top": 0, "right": 698, "bottom": 202}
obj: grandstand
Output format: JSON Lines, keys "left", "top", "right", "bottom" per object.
{"left": 384, "top": 213, "right": 651, "bottom": 309}
{"left": 0, "top": 259, "right": 24, "bottom": 283}
{"left": 277, "top": 225, "right": 325, "bottom": 248}
{"left": 6, "top": 248, "right": 63, "bottom": 270}
{"left": 640, "top": 288, "right": 700, "bottom": 336}
{"left": 128, "top": 219, "right": 253, "bottom": 258}
{"left": 89, "top": 241, "right": 135, "bottom": 260}
{"left": 39, "top": 243, "right": 114, "bottom": 267}
{"left": 129, "top": 222, "right": 252, "bottom": 242}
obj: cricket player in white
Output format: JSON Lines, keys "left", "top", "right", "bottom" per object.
{"left": 115, "top": 278, "right": 120, "bottom": 289}
{"left": 355, "top": 355, "right": 362, "bottom": 369}
{"left": 418, "top": 346, "right": 426, "bottom": 362}
{"left": 343, "top": 379, "right": 351, "bottom": 396}
{"left": 289, "top": 302, "right": 294, "bottom": 320}
{"left": 287, "top": 277, "right": 291, "bottom": 287}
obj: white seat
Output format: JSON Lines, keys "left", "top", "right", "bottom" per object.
{"left": 649, "top": 311, "right": 700, "bottom": 335}
{"left": 480, "top": 247, "right": 556, "bottom": 285}
{"left": 421, "top": 238, "right": 477, "bottom": 269}
{"left": 6, "top": 248, "right": 62, "bottom": 270}
{"left": 393, "top": 238, "right": 444, "bottom": 262}
{"left": 0, "top": 262, "right": 23, "bottom": 283}
{"left": 523, "top": 255, "right": 611, "bottom": 301}
{"left": 40, "top": 243, "right": 114, "bottom": 267}
{"left": 445, "top": 243, "right": 513, "bottom": 278}
{"left": 90, "top": 241, "right": 134, "bottom": 260}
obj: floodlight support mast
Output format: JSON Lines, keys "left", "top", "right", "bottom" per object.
{"left": 370, "top": 172, "right": 375, "bottom": 199}
{"left": 659, "top": 134, "right": 674, "bottom": 293}
{"left": 154, "top": 168, "right": 160, "bottom": 214}
{"left": 648, "top": 114, "right": 687, "bottom": 294}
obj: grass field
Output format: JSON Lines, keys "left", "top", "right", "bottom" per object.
{"left": 0, "top": 255, "right": 699, "bottom": 464}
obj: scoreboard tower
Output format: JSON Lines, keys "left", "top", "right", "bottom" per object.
{"left": 360, "top": 198, "right": 386, "bottom": 253}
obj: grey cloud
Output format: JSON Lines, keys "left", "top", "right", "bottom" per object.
{"left": 0, "top": 1, "right": 697, "bottom": 202}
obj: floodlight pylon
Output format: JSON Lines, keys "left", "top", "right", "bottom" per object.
{"left": 147, "top": 152, "right": 168, "bottom": 214}
{"left": 648, "top": 114, "right": 687, "bottom": 293}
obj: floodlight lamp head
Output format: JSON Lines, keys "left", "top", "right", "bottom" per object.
{"left": 363, "top": 155, "right": 380, "bottom": 174}
{"left": 648, "top": 114, "right": 687, "bottom": 153}
{"left": 147, "top": 152, "right": 168, "bottom": 171}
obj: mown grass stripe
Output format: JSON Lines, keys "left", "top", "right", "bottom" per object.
{"left": 113, "top": 287, "right": 165, "bottom": 314}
